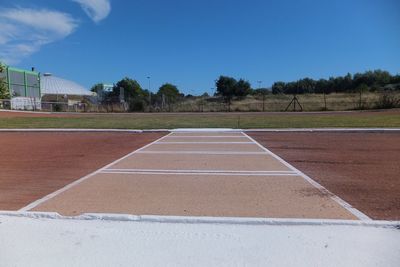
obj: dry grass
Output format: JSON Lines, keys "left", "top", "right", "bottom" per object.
{"left": 170, "top": 92, "right": 400, "bottom": 112}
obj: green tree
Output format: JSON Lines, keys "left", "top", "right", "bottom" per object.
{"left": 90, "top": 83, "right": 103, "bottom": 93}
{"left": 113, "top": 77, "right": 148, "bottom": 111}
{"left": 216, "top": 76, "right": 237, "bottom": 111}
{"left": 234, "top": 79, "right": 252, "bottom": 98}
{"left": 0, "top": 64, "right": 10, "bottom": 99}
{"left": 215, "top": 76, "right": 252, "bottom": 111}
{"left": 157, "top": 83, "right": 181, "bottom": 111}
{"left": 272, "top": 81, "right": 286, "bottom": 94}
{"left": 114, "top": 78, "right": 145, "bottom": 99}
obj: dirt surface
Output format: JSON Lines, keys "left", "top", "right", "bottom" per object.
{"left": 33, "top": 173, "right": 355, "bottom": 219}
{"left": 0, "top": 132, "right": 166, "bottom": 210}
{"left": 111, "top": 153, "right": 291, "bottom": 171}
{"left": 249, "top": 132, "right": 400, "bottom": 220}
{"left": 32, "top": 132, "right": 356, "bottom": 220}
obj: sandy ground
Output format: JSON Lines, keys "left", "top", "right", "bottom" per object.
{"left": 0, "top": 132, "right": 166, "bottom": 210}
{"left": 31, "top": 132, "right": 357, "bottom": 219}
{"left": 249, "top": 132, "right": 400, "bottom": 220}
{"left": 1, "top": 130, "right": 396, "bottom": 220}
{"left": 32, "top": 173, "right": 354, "bottom": 219}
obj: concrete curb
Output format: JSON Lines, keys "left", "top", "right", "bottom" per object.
{"left": 1, "top": 211, "right": 399, "bottom": 227}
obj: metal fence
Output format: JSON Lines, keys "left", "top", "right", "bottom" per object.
{"left": 1, "top": 92, "right": 399, "bottom": 113}
{"left": 154, "top": 92, "right": 400, "bottom": 112}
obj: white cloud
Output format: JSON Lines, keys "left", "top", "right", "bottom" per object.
{"left": 0, "top": 8, "right": 78, "bottom": 64}
{"left": 73, "top": 0, "right": 111, "bottom": 23}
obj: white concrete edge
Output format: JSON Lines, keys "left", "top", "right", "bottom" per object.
{"left": 1, "top": 211, "right": 399, "bottom": 228}
{"left": 242, "top": 132, "right": 373, "bottom": 221}
{"left": 18, "top": 132, "right": 173, "bottom": 212}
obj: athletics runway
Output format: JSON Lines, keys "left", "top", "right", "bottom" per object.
{"left": 23, "top": 130, "right": 367, "bottom": 220}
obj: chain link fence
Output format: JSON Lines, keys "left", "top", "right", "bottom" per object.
{"left": 1, "top": 91, "right": 399, "bottom": 113}
{"left": 154, "top": 91, "right": 400, "bottom": 112}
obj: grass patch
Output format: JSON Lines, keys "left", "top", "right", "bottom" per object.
{"left": 0, "top": 111, "right": 399, "bottom": 129}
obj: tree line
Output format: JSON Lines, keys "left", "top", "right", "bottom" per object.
{"left": 215, "top": 70, "right": 400, "bottom": 101}
{"left": 271, "top": 70, "right": 400, "bottom": 95}
{"left": 91, "top": 69, "right": 399, "bottom": 111}
{"left": 91, "top": 78, "right": 183, "bottom": 112}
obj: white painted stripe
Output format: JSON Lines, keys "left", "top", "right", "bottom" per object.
{"left": 100, "top": 171, "right": 299, "bottom": 176}
{"left": 156, "top": 142, "right": 254, "bottom": 144}
{"left": 18, "top": 133, "right": 173, "bottom": 212}
{"left": 167, "top": 136, "right": 248, "bottom": 138}
{"left": 137, "top": 151, "right": 269, "bottom": 155}
{"left": 172, "top": 128, "right": 241, "bottom": 132}
{"left": 242, "top": 132, "right": 372, "bottom": 221}
{"left": 102, "top": 169, "right": 297, "bottom": 174}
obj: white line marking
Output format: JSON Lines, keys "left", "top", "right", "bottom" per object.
{"left": 18, "top": 133, "right": 174, "bottom": 212}
{"left": 171, "top": 128, "right": 241, "bottom": 132}
{"left": 101, "top": 169, "right": 297, "bottom": 174}
{"left": 167, "top": 136, "right": 248, "bottom": 138}
{"left": 100, "top": 171, "right": 299, "bottom": 176}
{"left": 156, "top": 142, "right": 255, "bottom": 144}
{"left": 137, "top": 151, "right": 269, "bottom": 155}
{"left": 242, "top": 132, "right": 372, "bottom": 221}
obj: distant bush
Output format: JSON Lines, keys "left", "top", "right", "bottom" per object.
{"left": 53, "top": 103, "right": 63, "bottom": 112}
{"left": 374, "top": 92, "right": 400, "bottom": 109}
{"left": 128, "top": 99, "right": 146, "bottom": 112}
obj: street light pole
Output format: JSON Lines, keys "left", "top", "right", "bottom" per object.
{"left": 258, "top": 81, "right": 265, "bottom": 112}
{"left": 147, "top": 76, "right": 151, "bottom": 110}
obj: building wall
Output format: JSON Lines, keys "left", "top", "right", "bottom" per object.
{"left": 6, "top": 67, "right": 41, "bottom": 98}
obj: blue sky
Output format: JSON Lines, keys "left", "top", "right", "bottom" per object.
{"left": 1, "top": 0, "right": 399, "bottom": 95}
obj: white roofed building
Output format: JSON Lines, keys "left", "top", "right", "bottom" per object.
{"left": 40, "top": 73, "right": 93, "bottom": 97}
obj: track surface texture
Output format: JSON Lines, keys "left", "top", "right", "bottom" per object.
{"left": 26, "top": 131, "right": 361, "bottom": 220}
{"left": 249, "top": 131, "right": 400, "bottom": 220}
{"left": 1, "top": 129, "right": 399, "bottom": 266}
{"left": 0, "top": 132, "right": 166, "bottom": 210}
